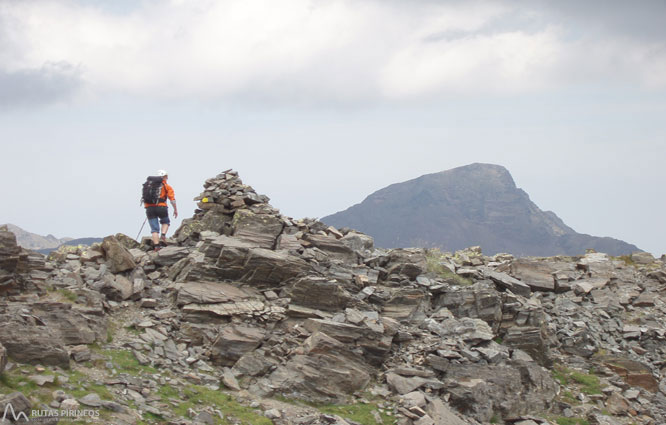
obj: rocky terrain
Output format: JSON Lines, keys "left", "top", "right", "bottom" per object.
{"left": 322, "top": 163, "right": 640, "bottom": 257}
{"left": 1, "top": 169, "right": 665, "bottom": 425}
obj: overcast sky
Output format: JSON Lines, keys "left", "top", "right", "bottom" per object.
{"left": 1, "top": 0, "right": 665, "bottom": 255}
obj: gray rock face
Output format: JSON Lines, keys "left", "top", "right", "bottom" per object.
{"left": 232, "top": 209, "right": 284, "bottom": 249}
{"left": 101, "top": 235, "right": 136, "bottom": 273}
{"left": 0, "top": 225, "right": 29, "bottom": 294}
{"left": 435, "top": 282, "right": 502, "bottom": 330}
{"left": 210, "top": 325, "right": 266, "bottom": 366}
{"left": 176, "top": 281, "right": 252, "bottom": 305}
{"left": 288, "top": 277, "right": 355, "bottom": 312}
{"left": 444, "top": 362, "right": 557, "bottom": 422}
{"left": 303, "top": 234, "right": 357, "bottom": 262}
{"left": 99, "top": 274, "right": 133, "bottom": 301}
{"left": 267, "top": 332, "right": 372, "bottom": 402}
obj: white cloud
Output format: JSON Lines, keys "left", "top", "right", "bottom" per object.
{"left": 0, "top": 0, "right": 664, "bottom": 106}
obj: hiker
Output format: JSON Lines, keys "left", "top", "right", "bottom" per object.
{"left": 143, "top": 170, "right": 178, "bottom": 250}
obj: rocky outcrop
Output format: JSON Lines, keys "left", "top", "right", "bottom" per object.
{"left": 1, "top": 170, "right": 665, "bottom": 425}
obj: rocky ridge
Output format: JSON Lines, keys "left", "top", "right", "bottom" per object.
{"left": 0, "top": 169, "right": 665, "bottom": 425}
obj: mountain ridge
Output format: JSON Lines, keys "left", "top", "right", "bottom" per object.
{"left": 322, "top": 163, "right": 640, "bottom": 256}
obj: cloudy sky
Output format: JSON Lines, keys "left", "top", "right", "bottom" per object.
{"left": 1, "top": 0, "right": 665, "bottom": 255}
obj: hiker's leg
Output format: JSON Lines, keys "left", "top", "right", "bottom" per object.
{"left": 148, "top": 217, "right": 160, "bottom": 246}
{"left": 161, "top": 223, "right": 170, "bottom": 237}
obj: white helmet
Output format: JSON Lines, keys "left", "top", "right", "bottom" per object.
{"left": 157, "top": 169, "right": 168, "bottom": 177}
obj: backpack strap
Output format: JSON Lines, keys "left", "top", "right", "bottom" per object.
{"left": 158, "top": 181, "right": 167, "bottom": 203}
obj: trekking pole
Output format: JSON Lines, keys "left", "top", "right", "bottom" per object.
{"left": 136, "top": 218, "right": 147, "bottom": 241}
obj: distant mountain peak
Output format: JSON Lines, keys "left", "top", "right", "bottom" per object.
{"left": 322, "top": 164, "right": 640, "bottom": 256}
{"left": 1, "top": 224, "right": 72, "bottom": 251}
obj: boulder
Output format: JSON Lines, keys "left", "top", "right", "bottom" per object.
{"left": 266, "top": 331, "right": 372, "bottom": 402}
{"left": 482, "top": 268, "right": 531, "bottom": 296}
{"left": 425, "top": 399, "right": 469, "bottom": 425}
{"left": 602, "top": 357, "right": 659, "bottom": 393}
{"left": 99, "top": 274, "right": 133, "bottom": 301}
{"left": 231, "top": 209, "right": 284, "bottom": 249}
{"left": 435, "top": 282, "right": 503, "bottom": 330}
{"left": 427, "top": 317, "right": 494, "bottom": 345}
{"left": 176, "top": 281, "right": 253, "bottom": 305}
{"left": 210, "top": 325, "right": 266, "bottom": 366}
{"left": 443, "top": 361, "right": 557, "bottom": 423}
{"left": 100, "top": 235, "right": 136, "bottom": 273}
{"left": 382, "top": 288, "right": 428, "bottom": 322}
{"left": 503, "top": 326, "right": 552, "bottom": 367}
{"left": 0, "top": 317, "right": 69, "bottom": 368}
{"left": 631, "top": 251, "right": 655, "bottom": 265}
{"left": 303, "top": 318, "right": 392, "bottom": 365}
{"left": 509, "top": 259, "right": 564, "bottom": 292}
{"left": 288, "top": 277, "right": 355, "bottom": 312}
{"left": 153, "top": 246, "right": 190, "bottom": 266}
{"left": 303, "top": 234, "right": 357, "bottom": 262}
{"left": 386, "top": 373, "right": 444, "bottom": 395}
{"left": 340, "top": 232, "right": 374, "bottom": 252}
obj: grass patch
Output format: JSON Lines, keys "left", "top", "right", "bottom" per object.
{"left": 0, "top": 364, "right": 57, "bottom": 404}
{"left": 166, "top": 384, "right": 272, "bottom": 425}
{"left": 614, "top": 255, "right": 636, "bottom": 267}
{"left": 67, "top": 370, "right": 114, "bottom": 400}
{"left": 57, "top": 288, "right": 79, "bottom": 303}
{"left": 100, "top": 349, "right": 158, "bottom": 375}
{"left": 554, "top": 418, "right": 589, "bottom": 425}
{"left": 552, "top": 365, "right": 602, "bottom": 397}
{"left": 314, "top": 402, "right": 394, "bottom": 425}
{"left": 425, "top": 249, "right": 473, "bottom": 286}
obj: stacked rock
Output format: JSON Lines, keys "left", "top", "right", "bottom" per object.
{"left": 193, "top": 169, "right": 273, "bottom": 216}
{"left": 174, "top": 170, "right": 375, "bottom": 262}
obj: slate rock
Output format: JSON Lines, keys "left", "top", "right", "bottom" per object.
{"left": 444, "top": 361, "right": 557, "bottom": 423}
{"left": 266, "top": 331, "right": 372, "bottom": 402}
{"left": 210, "top": 325, "right": 266, "bottom": 366}
{"left": 176, "top": 281, "right": 252, "bottom": 305}
{"left": 100, "top": 235, "right": 136, "bottom": 273}
{"left": 231, "top": 209, "right": 284, "bottom": 249}
{"left": 288, "top": 276, "right": 355, "bottom": 312}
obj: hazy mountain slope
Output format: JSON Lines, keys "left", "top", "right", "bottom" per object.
{"left": 321, "top": 163, "right": 640, "bottom": 256}
{"left": 1, "top": 223, "right": 72, "bottom": 250}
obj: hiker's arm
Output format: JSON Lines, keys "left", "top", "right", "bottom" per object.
{"left": 171, "top": 200, "right": 178, "bottom": 218}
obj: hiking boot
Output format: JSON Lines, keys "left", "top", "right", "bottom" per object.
{"left": 160, "top": 233, "right": 167, "bottom": 242}
{"left": 154, "top": 245, "right": 162, "bottom": 252}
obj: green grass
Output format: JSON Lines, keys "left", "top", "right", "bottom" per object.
{"left": 0, "top": 364, "right": 58, "bottom": 404}
{"left": 57, "top": 288, "right": 79, "bottom": 303}
{"left": 552, "top": 365, "right": 602, "bottom": 396}
{"left": 67, "top": 370, "right": 114, "bottom": 400}
{"left": 425, "top": 249, "right": 473, "bottom": 286}
{"left": 100, "top": 349, "right": 158, "bottom": 375}
{"left": 276, "top": 394, "right": 396, "bottom": 425}
{"left": 554, "top": 417, "right": 589, "bottom": 425}
{"left": 167, "top": 384, "right": 272, "bottom": 425}
{"left": 315, "top": 402, "right": 394, "bottom": 425}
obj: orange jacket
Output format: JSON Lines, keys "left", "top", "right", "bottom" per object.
{"left": 144, "top": 181, "right": 175, "bottom": 207}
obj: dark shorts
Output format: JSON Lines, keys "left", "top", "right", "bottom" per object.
{"left": 146, "top": 206, "right": 170, "bottom": 233}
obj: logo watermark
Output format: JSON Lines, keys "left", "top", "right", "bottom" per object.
{"left": 2, "top": 403, "right": 100, "bottom": 422}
